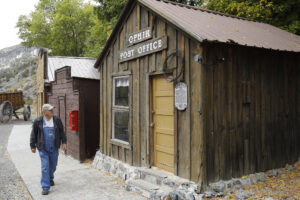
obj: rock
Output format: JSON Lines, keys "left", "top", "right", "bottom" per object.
{"left": 162, "top": 192, "right": 177, "bottom": 200}
{"left": 211, "top": 181, "right": 225, "bottom": 192}
{"left": 235, "top": 192, "right": 249, "bottom": 199}
{"left": 268, "top": 170, "right": 278, "bottom": 177}
{"left": 162, "top": 179, "right": 177, "bottom": 187}
{"left": 118, "top": 163, "right": 126, "bottom": 172}
{"left": 103, "top": 162, "right": 111, "bottom": 172}
{"left": 265, "top": 197, "right": 274, "bottom": 200}
{"left": 204, "top": 191, "right": 215, "bottom": 198}
{"left": 215, "top": 192, "right": 224, "bottom": 197}
{"left": 286, "top": 165, "right": 296, "bottom": 171}
{"left": 186, "top": 192, "right": 196, "bottom": 200}
{"left": 233, "top": 179, "right": 242, "bottom": 185}
{"left": 226, "top": 181, "right": 232, "bottom": 189}
{"left": 194, "top": 194, "right": 204, "bottom": 200}
{"left": 240, "top": 178, "right": 252, "bottom": 185}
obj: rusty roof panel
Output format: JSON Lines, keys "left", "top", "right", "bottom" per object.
{"left": 139, "top": 0, "right": 300, "bottom": 52}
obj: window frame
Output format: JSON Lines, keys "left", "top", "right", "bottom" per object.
{"left": 111, "top": 76, "right": 130, "bottom": 145}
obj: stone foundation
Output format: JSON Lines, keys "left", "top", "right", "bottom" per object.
{"left": 92, "top": 151, "right": 298, "bottom": 199}
{"left": 92, "top": 151, "right": 203, "bottom": 199}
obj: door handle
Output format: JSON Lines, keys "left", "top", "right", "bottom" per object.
{"left": 150, "top": 122, "right": 155, "bottom": 127}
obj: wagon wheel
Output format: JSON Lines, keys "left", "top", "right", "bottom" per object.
{"left": 23, "top": 105, "right": 31, "bottom": 121}
{"left": 0, "top": 101, "right": 13, "bottom": 123}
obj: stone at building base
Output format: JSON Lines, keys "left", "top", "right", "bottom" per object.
{"left": 92, "top": 151, "right": 203, "bottom": 199}
{"left": 92, "top": 151, "right": 298, "bottom": 199}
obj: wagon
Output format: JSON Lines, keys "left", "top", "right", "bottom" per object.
{"left": 0, "top": 92, "right": 31, "bottom": 123}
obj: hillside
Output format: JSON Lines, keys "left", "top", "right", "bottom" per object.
{"left": 0, "top": 44, "right": 39, "bottom": 106}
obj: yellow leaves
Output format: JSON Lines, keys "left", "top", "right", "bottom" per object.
{"left": 226, "top": 194, "right": 235, "bottom": 199}
{"left": 214, "top": 161, "right": 300, "bottom": 200}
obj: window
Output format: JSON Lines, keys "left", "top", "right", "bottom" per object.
{"left": 112, "top": 77, "right": 129, "bottom": 143}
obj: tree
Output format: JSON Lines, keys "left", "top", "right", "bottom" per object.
{"left": 50, "top": 0, "right": 94, "bottom": 56}
{"left": 16, "top": 0, "right": 95, "bottom": 56}
{"left": 199, "top": 0, "right": 300, "bottom": 35}
{"left": 83, "top": 15, "right": 113, "bottom": 57}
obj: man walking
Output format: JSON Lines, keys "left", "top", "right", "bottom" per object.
{"left": 30, "top": 104, "right": 67, "bottom": 195}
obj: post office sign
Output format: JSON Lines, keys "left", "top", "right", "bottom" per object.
{"left": 126, "top": 27, "right": 152, "bottom": 46}
{"left": 119, "top": 36, "right": 167, "bottom": 63}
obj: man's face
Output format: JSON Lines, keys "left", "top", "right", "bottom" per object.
{"left": 43, "top": 109, "right": 54, "bottom": 118}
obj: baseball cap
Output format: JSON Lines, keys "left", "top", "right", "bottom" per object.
{"left": 42, "top": 104, "right": 55, "bottom": 111}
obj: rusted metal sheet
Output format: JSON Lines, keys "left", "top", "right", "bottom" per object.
{"left": 139, "top": 0, "right": 300, "bottom": 52}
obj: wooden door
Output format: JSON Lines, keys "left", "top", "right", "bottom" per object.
{"left": 152, "top": 76, "right": 174, "bottom": 173}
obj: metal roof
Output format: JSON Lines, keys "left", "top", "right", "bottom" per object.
{"left": 47, "top": 56, "right": 99, "bottom": 82}
{"left": 94, "top": 0, "right": 300, "bottom": 68}
{"left": 139, "top": 0, "right": 300, "bottom": 52}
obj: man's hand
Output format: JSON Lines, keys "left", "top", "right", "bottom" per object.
{"left": 62, "top": 144, "right": 67, "bottom": 152}
{"left": 31, "top": 148, "right": 36, "bottom": 153}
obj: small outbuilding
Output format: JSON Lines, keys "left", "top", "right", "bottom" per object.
{"left": 93, "top": 0, "right": 300, "bottom": 188}
{"left": 36, "top": 50, "right": 100, "bottom": 161}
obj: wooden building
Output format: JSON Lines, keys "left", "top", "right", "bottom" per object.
{"left": 94, "top": 0, "right": 300, "bottom": 185}
{"left": 36, "top": 50, "right": 100, "bottom": 161}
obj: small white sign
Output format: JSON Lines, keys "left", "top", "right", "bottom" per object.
{"left": 175, "top": 82, "right": 187, "bottom": 111}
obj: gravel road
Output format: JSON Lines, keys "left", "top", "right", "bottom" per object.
{"left": 0, "top": 119, "right": 33, "bottom": 200}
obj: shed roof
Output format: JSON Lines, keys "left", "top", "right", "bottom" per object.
{"left": 94, "top": 0, "right": 300, "bottom": 68}
{"left": 47, "top": 56, "right": 99, "bottom": 82}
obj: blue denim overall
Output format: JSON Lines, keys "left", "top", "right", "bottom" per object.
{"left": 39, "top": 117, "right": 59, "bottom": 190}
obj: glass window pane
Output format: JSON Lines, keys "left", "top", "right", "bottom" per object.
{"left": 113, "top": 110, "right": 129, "bottom": 142}
{"left": 114, "top": 77, "right": 129, "bottom": 106}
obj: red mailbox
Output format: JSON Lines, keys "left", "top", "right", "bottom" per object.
{"left": 69, "top": 110, "right": 78, "bottom": 131}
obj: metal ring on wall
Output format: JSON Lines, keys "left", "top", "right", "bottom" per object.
{"left": 162, "top": 50, "right": 184, "bottom": 82}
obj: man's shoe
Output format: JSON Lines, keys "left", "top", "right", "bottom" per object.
{"left": 50, "top": 180, "right": 55, "bottom": 186}
{"left": 42, "top": 190, "right": 49, "bottom": 195}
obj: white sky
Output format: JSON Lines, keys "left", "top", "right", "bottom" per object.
{"left": 0, "top": 0, "right": 94, "bottom": 50}
{"left": 0, "top": 0, "right": 40, "bottom": 50}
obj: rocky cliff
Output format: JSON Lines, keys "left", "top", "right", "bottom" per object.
{"left": 0, "top": 44, "right": 39, "bottom": 105}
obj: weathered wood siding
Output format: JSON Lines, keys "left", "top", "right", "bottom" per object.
{"left": 78, "top": 78, "right": 100, "bottom": 159}
{"left": 48, "top": 67, "right": 100, "bottom": 161}
{"left": 48, "top": 67, "right": 81, "bottom": 160}
{"left": 98, "top": 2, "right": 205, "bottom": 183}
{"left": 98, "top": 1, "right": 300, "bottom": 185}
{"left": 36, "top": 50, "right": 47, "bottom": 116}
{"left": 202, "top": 43, "right": 300, "bottom": 184}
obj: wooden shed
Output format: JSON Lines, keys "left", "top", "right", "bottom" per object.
{"left": 36, "top": 50, "right": 100, "bottom": 161}
{"left": 94, "top": 0, "right": 300, "bottom": 186}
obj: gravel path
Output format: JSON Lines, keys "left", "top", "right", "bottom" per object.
{"left": 0, "top": 119, "right": 32, "bottom": 200}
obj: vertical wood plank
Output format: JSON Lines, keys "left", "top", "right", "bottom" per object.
{"left": 136, "top": 4, "right": 141, "bottom": 166}
{"left": 190, "top": 42, "right": 203, "bottom": 183}
{"left": 107, "top": 52, "right": 112, "bottom": 156}
{"left": 260, "top": 49, "right": 267, "bottom": 171}
{"left": 113, "top": 39, "right": 119, "bottom": 73}
{"left": 156, "top": 18, "right": 166, "bottom": 72}
{"left": 177, "top": 33, "right": 191, "bottom": 179}
{"left": 100, "top": 66, "right": 104, "bottom": 153}
{"left": 227, "top": 46, "right": 234, "bottom": 179}
{"left": 103, "top": 58, "right": 107, "bottom": 155}
{"left": 166, "top": 24, "right": 177, "bottom": 69}
{"left": 149, "top": 14, "right": 156, "bottom": 72}
{"left": 140, "top": 6, "right": 149, "bottom": 167}
{"left": 173, "top": 69, "right": 178, "bottom": 175}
